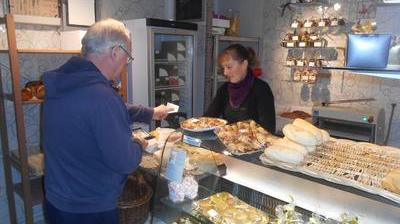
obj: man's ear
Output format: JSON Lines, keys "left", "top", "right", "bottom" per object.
{"left": 110, "top": 46, "right": 120, "bottom": 62}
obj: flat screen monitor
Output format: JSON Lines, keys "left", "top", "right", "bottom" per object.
{"left": 346, "top": 34, "right": 392, "bottom": 68}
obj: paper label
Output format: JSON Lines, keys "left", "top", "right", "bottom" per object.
{"left": 314, "top": 42, "right": 322, "bottom": 47}
{"left": 287, "top": 42, "right": 295, "bottom": 47}
{"left": 165, "top": 149, "right": 187, "bottom": 182}
{"left": 182, "top": 135, "right": 202, "bottom": 147}
{"left": 167, "top": 102, "right": 179, "bottom": 113}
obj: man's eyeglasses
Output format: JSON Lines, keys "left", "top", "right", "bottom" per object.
{"left": 119, "top": 45, "right": 134, "bottom": 64}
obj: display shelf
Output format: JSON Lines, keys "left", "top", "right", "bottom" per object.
{"left": 154, "top": 59, "right": 187, "bottom": 64}
{"left": 217, "top": 35, "right": 259, "bottom": 43}
{"left": 10, "top": 150, "right": 44, "bottom": 178}
{"left": 0, "top": 49, "right": 81, "bottom": 54}
{"left": 284, "top": 0, "right": 328, "bottom": 8}
{"left": 0, "top": 14, "right": 83, "bottom": 224}
{"left": 155, "top": 85, "right": 185, "bottom": 91}
{"left": 323, "top": 66, "right": 400, "bottom": 79}
{"left": 4, "top": 93, "right": 43, "bottom": 104}
{"left": 14, "top": 177, "right": 44, "bottom": 206}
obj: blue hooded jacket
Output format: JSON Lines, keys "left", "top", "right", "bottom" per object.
{"left": 43, "top": 56, "right": 144, "bottom": 213}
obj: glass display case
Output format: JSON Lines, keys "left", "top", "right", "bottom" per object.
{"left": 146, "top": 130, "right": 400, "bottom": 224}
{"left": 124, "top": 18, "right": 198, "bottom": 129}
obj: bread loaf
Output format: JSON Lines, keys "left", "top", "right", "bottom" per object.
{"left": 36, "top": 85, "right": 45, "bottom": 99}
{"left": 274, "top": 138, "right": 308, "bottom": 156}
{"left": 21, "top": 88, "right": 33, "bottom": 101}
{"left": 293, "top": 118, "right": 322, "bottom": 144}
{"left": 381, "top": 169, "right": 400, "bottom": 194}
{"left": 282, "top": 124, "right": 318, "bottom": 146}
{"left": 320, "top": 129, "right": 330, "bottom": 143}
{"left": 265, "top": 144, "right": 305, "bottom": 164}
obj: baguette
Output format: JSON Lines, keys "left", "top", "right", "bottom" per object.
{"left": 282, "top": 124, "right": 318, "bottom": 146}
{"left": 275, "top": 137, "right": 308, "bottom": 156}
{"left": 265, "top": 144, "right": 305, "bottom": 164}
{"left": 293, "top": 118, "right": 322, "bottom": 144}
{"left": 320, "top": 129, "right": 330, "bottom": 143}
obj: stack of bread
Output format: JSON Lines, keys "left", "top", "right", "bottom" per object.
{"left": 21, "top": 80, "right": 45, "bottom": 101}
{"left": 264, "top": 118, "right": 330, "bottom": 165}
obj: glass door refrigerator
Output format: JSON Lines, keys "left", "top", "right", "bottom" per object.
{"left": 124, "top": 18, "right": 198, "bottom": 129}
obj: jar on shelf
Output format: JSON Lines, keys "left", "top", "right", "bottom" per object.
{"left": 291, "top": 19, "right": 302, "bottom": 29}
{"left": 226, "top": 9, "right": 240, "bottom": 36}
{"left": 293, "top": 69, "right": 302, "bottom": 81}
{"left": 303, "top": 19, "right": 316, "bottom": 28}
{"left": 312, "top": 38, "right": 327, "bottom": 48}
{"left": 286, "top": 57, "right": 296, "bottom": 66}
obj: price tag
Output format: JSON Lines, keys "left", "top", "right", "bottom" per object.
{"left": 314, "top": 42, "right": 322, "bottom": 47}
{"left": 165, "top": 149, "right": 187, "bottom": 183}
{"left": 182, "top": 135, "right": 202, "bottom": 147}
{"left": 207, "top": 209, "right": 219, "bottom": 218}
{"left": 166, "top": 102, "right": 179, "bottom": 113}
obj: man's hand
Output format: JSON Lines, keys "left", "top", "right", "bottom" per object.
{"left": 153, "top": 104, "right": 173, "bottom": 120}
{"left": 133, "top": 135, "right": 148, "bottom": 149}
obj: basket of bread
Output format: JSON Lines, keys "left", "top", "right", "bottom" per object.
{"left": 215, "top": 120, "right": 277, "bottom": 155}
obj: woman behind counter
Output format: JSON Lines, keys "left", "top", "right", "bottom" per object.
{"left": 205, "top": 44, "right": 276, "bottom": 134}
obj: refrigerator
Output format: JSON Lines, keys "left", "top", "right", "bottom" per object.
{"left": 124, "top": 18, "right": 198, "bottom": 129}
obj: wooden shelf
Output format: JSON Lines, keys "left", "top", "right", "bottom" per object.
{"left": 322, "top": 66, "right": 400, "bottom": 79}
{"left": 14, "top": 177, "right": 44, "bottom": 206}
{"left": 10, "top": 150, "right": 44, "bottom": 178}
{"left": 216, "top": 35, "right": 259, "bottom": 43}
{"left": 0, "top": 49, "right": 80, "bottom": 54}
{"left": 4, "top": 94, "right": 43, "bottom": 104}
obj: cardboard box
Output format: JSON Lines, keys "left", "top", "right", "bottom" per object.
{"left": 212, "top": 18, "right": 230, "bottom": 28}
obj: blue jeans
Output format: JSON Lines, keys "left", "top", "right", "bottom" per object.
{"left": 45, "top": 199, "right": 119, "bottom": 224}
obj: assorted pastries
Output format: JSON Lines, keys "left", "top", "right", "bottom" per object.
{"left": 194, "top": 192, "right": 270, "bottom": 224}
{"left": 180, "top": 117, "right": 227, "bottom": 130}
{"left": 216, "top": 120, "right": 276, "bottom": 155}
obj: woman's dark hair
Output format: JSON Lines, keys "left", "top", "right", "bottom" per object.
{"left": 219, "top": 44, "right": 258, "bottom": 67}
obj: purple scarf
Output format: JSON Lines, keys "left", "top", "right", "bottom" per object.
{"left": 228, "top": 70, "right": 254, "bottom": 108}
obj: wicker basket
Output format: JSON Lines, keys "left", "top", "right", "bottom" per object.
{"left": 118, "top": 173, "right": 153, "bottom": 224}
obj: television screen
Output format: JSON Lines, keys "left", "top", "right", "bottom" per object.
{"left": 176, "top": 0, "right": 203, "bottom": 21}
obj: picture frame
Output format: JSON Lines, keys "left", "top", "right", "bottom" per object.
{"left": 67, "top": 0, "right": 96, "bottom": 27}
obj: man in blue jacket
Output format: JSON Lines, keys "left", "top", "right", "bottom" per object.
{"left": 43, "top": 18, "right": 170, "bottom": 224}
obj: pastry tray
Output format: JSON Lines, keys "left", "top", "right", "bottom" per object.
{"left": 259, "top": 146, "right": 400, "bottom": 205}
